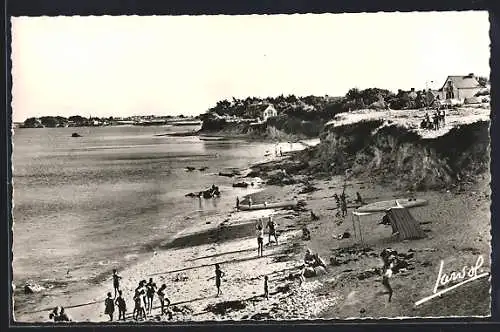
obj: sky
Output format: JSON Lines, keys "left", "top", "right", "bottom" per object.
{"left": 11, "top": 11, "right": 490, "bottom": 122}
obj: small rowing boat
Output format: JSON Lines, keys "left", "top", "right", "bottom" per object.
{"left": 238, "top": 201, "right": 298, "bottom": 211}
{"left": 356, "top": 198, "right": 428, "bottom": 213}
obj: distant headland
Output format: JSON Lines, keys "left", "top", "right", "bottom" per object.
{"left": 16, "top": 115, "right": 202, "bottom": 129}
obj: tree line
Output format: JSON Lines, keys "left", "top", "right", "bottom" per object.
{"left": 202, "top": 77, "right": 490, "bottom": 124}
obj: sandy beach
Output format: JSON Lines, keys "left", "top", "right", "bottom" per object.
{"left": 14, "top": 145, "right": 490, "bottom": 322}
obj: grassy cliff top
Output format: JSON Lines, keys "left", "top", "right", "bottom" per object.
{"left": 324, "top": 105, "right": 490, "bottom": 140}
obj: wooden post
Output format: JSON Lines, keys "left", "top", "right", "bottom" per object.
{"left": 358, "top": 214, "right": 364, "bottom": 246}
{"left": 352, "top": 213, "right": 356, "bottom": 240}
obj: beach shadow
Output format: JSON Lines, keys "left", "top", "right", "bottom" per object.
{"left": 148, "top": 253, "right": 276, "bottom": 277}
{"left": 161, "top": 221, "right": 257, "bottom": 250}
{"left": 187, "top": 243, "right": 286, "bottom": 262}
{"left": 21, "top": 299, "right": 104, "bottom": 315}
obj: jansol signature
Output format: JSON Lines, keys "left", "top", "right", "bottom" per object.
{"left": 415, "top": 255, "right": 489, "bottom": 306}
{"left": 433, "top": 255, "right": 484, "bottom": 293}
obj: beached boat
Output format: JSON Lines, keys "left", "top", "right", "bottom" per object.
{"left": 356, "top": 198, "right": 428, "bottom": 213}
{"left": 238, "top": 201, "right": 298, "bottom": 211}
{"left": 199, "top": 136, "right": 226, "bottom": 141}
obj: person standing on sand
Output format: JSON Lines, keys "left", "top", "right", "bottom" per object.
{"left": 208, "top": 263, "right": 225, "bottom": 297}
{"left": 333, "top": 193, "right": 341, "bottom": 217}
{"left": 341, "top": 197, "right": 348, "bottom": 217}
{"left": 266, "top": 216, "right": 278, "bottom": 245}
{"left": 146, "top": 278, "right": 157, "bottom": 315}
{"left": 157, "top": 284, "right": 172, "bottom": 318}
{"left": 440, "top": 109, "right": 446, "bottom": 127}
{"left": 115, "top": 290, "right": 126, "bottom": 321}
{"left": 264, "top": 276, "right": 269, "bottom": 299}
{"left": 433, "top": 112, "right": 439, "bottom": 130}
{"left": 140, "top": 280, "right": 148, "bottom": 310}
{"left": 256, "top": 222, "right": 265, "bottom": 257}
{"left": 133, "top": 290, "right": 146, "bottom": 320}
{"left": 112, "top": 269, "right": 122, "bottom": 299}
{"left": 248, "top": 197, "right": 253, "bottom": 208}
{"left": 104, "top": 292, "right": 115, "bottom": 321}
{"left": 380, "top": 249, "right": 397, "bottom": 302}
{"left": 236, "top": 196, "right": 240, "bottom": 210}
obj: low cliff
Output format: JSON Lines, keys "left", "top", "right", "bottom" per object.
{"left": 200, "top": 115, "right": 323, "bottom": 141}
{"left": 306, "top": 109, "right": 490, "bottom": 191}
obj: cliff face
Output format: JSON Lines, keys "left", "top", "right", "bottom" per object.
{"left": 200, "top": 116, "right": 323, "bottom": 140}
{"left": 311, "top": 119, "right": 490, "bottom": 190}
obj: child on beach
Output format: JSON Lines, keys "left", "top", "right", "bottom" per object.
{"left": 115, "top": 290, "right": 126, "bottom": 321}
{"left": 157, "top": 284, "right": 172, "bottom": 319}
{"left": 208, "top": 263, "right": 225, "bottom": 297}
{"left": 112, "top": 269, "right": 122, "bottom": 298}
{"left": 146, "top": 278, "right": 157, "bottom": 315}
{"left": 104, "top": 292, "right": 115, "bottom": 321}
{"left": 133, "top": 290, "right": 146, "bottom": 320}
{"left": 49, "top": 306, "right": 71, "bottom": 322}
{"left": 266, "top": 216, "right": 278, "bottom": 245}
{"left": 264, "top": 276, "right": 269, "bottom": 299}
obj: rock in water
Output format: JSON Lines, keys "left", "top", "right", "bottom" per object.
{"left": 24, "top": 281, "right": 45, "bottom": 294}
{"left": 71, "top": 133, "right": 82, "bottom": 137}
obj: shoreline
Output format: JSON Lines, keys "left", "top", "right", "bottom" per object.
{"left": 14, "top": 137, "right": 491, "bottom": 322}
{"left": 13, "top": 142, "right": 305, "bottom": 322}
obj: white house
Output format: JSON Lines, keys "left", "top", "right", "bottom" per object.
{"left": 438, "top": 73, "right": 483, "bottom": 101}
{"left": 261, "top": 104, "right": 278, "bottom": 122}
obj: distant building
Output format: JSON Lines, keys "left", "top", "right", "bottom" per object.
{"left": 261, "top": 104, "right": 278, "bottom": 122}
{"left": 438, "top": 73, "right": 482, "bottom": 101}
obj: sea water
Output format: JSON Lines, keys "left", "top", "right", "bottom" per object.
{"left": 12, "top": 125, "right": 288, "bottom": 315}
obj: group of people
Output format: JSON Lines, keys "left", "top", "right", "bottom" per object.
{"left": 255, "top": 216, "right": 279, "bottom": 257}
{"left": 421, "top": 110, "right": 446, "bottom": 130}
{"left": 48, "top": 306, "right": 71, "bottom": 322}
{"left": 299, "top": 248, "right": 328, "bottom": 284}
{"left": 102, "top": 261, "right": 272, "bottom": 322}
{"left": 102, "top": 270, "right": 172, "bottom": 322}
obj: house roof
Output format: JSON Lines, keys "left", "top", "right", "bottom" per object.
{"left": 262, "top": 104, "right": 276, "bottom": 112}
{"left": 442, "top": 75, "right": 481, "bottom": 90}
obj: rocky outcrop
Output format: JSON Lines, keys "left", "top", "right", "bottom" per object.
{"left": 24, "top": 281, "right": 45, "bottom": 294}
